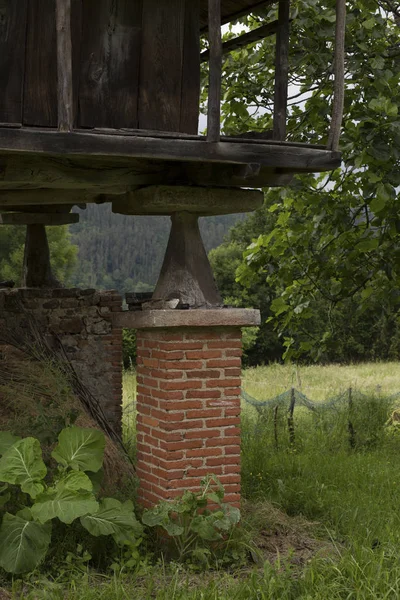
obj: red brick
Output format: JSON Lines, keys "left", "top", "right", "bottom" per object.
{"left": 152, "top": 350, "right": 185, "bottom": 360}
{"left": 218, "top": 475, "right": 241, "bottom": 485}
{"left": 186, "top": 350, "right": 221, "bottom": 359}
{"left": 185, "top": 390, "right": 221, "bottom": 399}
{"left": 150, "top": 429, "right": 182, "bottom": 442}
{"left": 224, "top": 332, "right": 242, "bottom": 340}
{"left": 186, "top": 370, "right": 221, "bottom": 379}
{"left": 222, "top": 388, "right": 242, "bottom": 398}
{"left": 163, "top": 420, "right": 202, "bottom": 432}
{"left": 225, "top": 349, "right": 242, "bottom": 358}
{"left": 185, "top": 409, "right": 222, "bottom": 419}
{"left": 224, "top": 368, "right": 242, "bottom": 377}
{"left": 159, "top": 360, "right": 203, "bottom": 370}
{"left": 206, "top": 379, "right": 241, "bottom": 388}
{"left": 186, "top": 448, "right": 223, "bottom": 458}
{"left": 152, "top": 468, "right": 186, "bottom": 481}
{"left": 206, "top": 417, "right": 240, "bottom": 428}
{"left": 163, "top": 380, "right": 203, "bottom": 390}
{"left": 225, "top": 445, "right": 241, "bottom": 455}
{"left": 186, "top": 467, "right": 223, "bottom": 477}
{"left": 225, "top": 408, "right": 241, "bottom": 417}
{"left": 151, "top": 409, "right": 185, "bottom": 422}
{"left": 155, "top": 458, "right": 203, "bottom": 470}
{"left": 206, "top": 358, "right": 241, "bottom": 368}
{"left": 223, "top": 464, "right": 241, "bottom": 474}
{"left": 208, "top": 340, "right": 242, "bottom": 349}
{"left": 206, "top": 437, "right": 240, "bottom": 447}
{"left": 161, "top": 439, "right": 202, "bottom": 451}
{"left": 152, "top": 448, "right": 184, "bottom": 460}
{"left": 164, "top": 400, "right": 203, "bottom": 410}
{"left": 149, "top": 389, "right": 184, "bottom": 401}
{"left": 159, "top": 341, "right": 204, "bottom": 351}
{"left": 185, "top": 429, "right": 221, "bottom": 439}
{"left": 150, "top": 369, "right": 184, "bottom": 380}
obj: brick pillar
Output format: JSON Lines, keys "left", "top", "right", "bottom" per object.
{"left": 136, "top": 327, "right": 243, "bottom": 508}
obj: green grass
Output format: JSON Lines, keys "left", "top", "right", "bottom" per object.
{"left": 6, "top": 362, "right": 400, "bottom": 599}
{"left": 242, "top": 361, "right": 400, "bottom": 400}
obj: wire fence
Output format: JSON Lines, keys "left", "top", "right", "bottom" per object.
{"left": 241, "top": 387, "right": 400, "bottom": 413}
{"left": 241, "top": 387, "right": 400, "bottom": 450}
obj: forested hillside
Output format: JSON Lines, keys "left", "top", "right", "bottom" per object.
{"left": 69, "top": 204, "right": 244, "bottom": 294}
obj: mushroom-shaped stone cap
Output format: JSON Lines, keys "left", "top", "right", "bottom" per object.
{"left": 112, "top": 185, "right": 264, "bottom": 216}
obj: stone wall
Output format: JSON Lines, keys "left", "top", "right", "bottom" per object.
{"left": 0, "top": 288, "right": 123, "bottom": 431}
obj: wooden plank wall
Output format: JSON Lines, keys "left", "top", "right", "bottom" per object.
{"left": 139, "top": 0, "right": 200, "bottom": 134}
{"left": 78, "top": 0, "right": 143, "bottom": 129}
{"left": 0, "top": 0, "right": 28, "bottom": 125}
{"left": 0, "top": 0, "right": 200, "bottom": 133}
{"left": 23, "top": 0, "right": 57, "bottom": 127}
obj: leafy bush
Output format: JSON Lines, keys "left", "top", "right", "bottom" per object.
{"left": 142, "top": 476, "right": 242, "bottom": 566}
{"left": 0, "top": 427, "right": 143, "bottom": 574}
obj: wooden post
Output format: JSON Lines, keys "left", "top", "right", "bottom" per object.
{"left": 273, "top": 0, "right": 290, "bottom": 141}
{"left": 327, "top": 0, "right": 346, "bottom": 151}
{"left": 274, "top": 404, "right": 279, "bottom": 450}
{"left": 23, "top": 224, "right": 61, "bottom": 288}
{"left": 56, "top": 0, "right": 74, "bottom": 132}
{"left": 288, "top": 387, "right": 295, "bottom": 446}
{"left": 348, "top": 387, "right": 356, "bottom": 449}
{"left": 207, "top": 0, "right": 222, "bottom": 142}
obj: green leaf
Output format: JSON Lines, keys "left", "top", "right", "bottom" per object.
{"left": 191, "top": 516, "right": 222, "bottom": 541}
{"left": 0, "top": 432, "right": 21, "bottom": 456}
{"left": 0, "top": 438, "right": 46, "bottom": 499}
{"left": 31, "top": 472, "right": 98, "bottom": 525}
{"left": 141, "top": 504, "right": 170, "bottom": 528}
{"left": 370, "top": 183, "right": 391, "bottom": 214}
{"left": 81, "top": 498, "right": 143, "bottom": 546}
{"left": 52, "top": 427, "right": 105, "bottom": 473}
{"left": 164, "top": 522, "right": 185, "bottom": 537}
{"left": 0, "top": 511, "right": 51, "bottom": 574}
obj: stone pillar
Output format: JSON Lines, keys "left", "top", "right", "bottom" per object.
{"left": 115, "top": 309, "right": 260, "bottom": 508}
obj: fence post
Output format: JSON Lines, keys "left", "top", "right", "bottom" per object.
{"left": 288, "top": 387, "right": 296, "bottom": 446}
{"left": 274, "top": 404, "right": 279, "bottom": 449}
{"left": 348, "top": 386, "right": 356, "bottom": 449}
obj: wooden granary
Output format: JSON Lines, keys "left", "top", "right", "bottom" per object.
{"left": 0, "top": 0, "right": 343, "bottom": 295}
{"left": 0, "top": 0, "right": 346, "bottom": 508}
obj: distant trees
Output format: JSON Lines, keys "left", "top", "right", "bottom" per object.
{"left": 0, "top": 226, "right": 77, "bottom": 286}
{"left": 69, "top": 204, "right": 243, "bottom": 294}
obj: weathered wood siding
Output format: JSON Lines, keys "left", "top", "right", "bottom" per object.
{"left": 0, "top": 0, "right": 200, "bottom": 133}
{"left": 0, "top": 0, "right": 28, "bottom": 125}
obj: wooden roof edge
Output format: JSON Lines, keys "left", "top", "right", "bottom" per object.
{"left": 201, "top": 0, "right": 274, "bottom": 31}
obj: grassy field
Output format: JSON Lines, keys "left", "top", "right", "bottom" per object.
{"left": 4, "top": 362, "right": 400, "bottom": 599}
{"left": 242, "top": 361, "right": 400, "bottom": 400}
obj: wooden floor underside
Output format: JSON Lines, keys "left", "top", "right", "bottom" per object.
{"left": 0, "top": 128, "right": 341, "bottom": 208}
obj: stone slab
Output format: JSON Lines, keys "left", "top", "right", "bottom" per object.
{"left": 112, "top": 185, "right": 264, "bottom": 216}
{"left": 113, "top": 308, "right": 261, "bottom": 329}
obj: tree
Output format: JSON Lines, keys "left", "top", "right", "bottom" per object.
{"left": 0, "top": 226, "right": 77, "bottom": 286}
{"left": 216, "top": 0, "right": 400, "bottom": 360}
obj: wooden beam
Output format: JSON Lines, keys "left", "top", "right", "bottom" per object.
{"left": 23, "top": 224, "right": 61, "bottom": 288}
{"left": 0, "top": 190, "right": 103, "bottom": 206}
{"left": 56, "top": 0, "right": 74, "bottom": 132}
{"left": 207, "top": 0, "right": 222, "bottom": 142}
{"left": 201, "top": 20, "right": 280, "bottom": 63}
{"left": 273, "top": 0, "right": 290, "bottom": 141}
{"left": 0, "top": 129, "right": 341, "bottom": 172}
{"left": 111, "top": 186, "right": 263, "bottom": 216}
{"left": 327, "top": 0, "right": 346, "bottom": 151}
{"left": 0, "top": 212, "right": 79, "bottom": 225}
{"left": 201, "top": 0, "right": 273, "bottom": 31}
